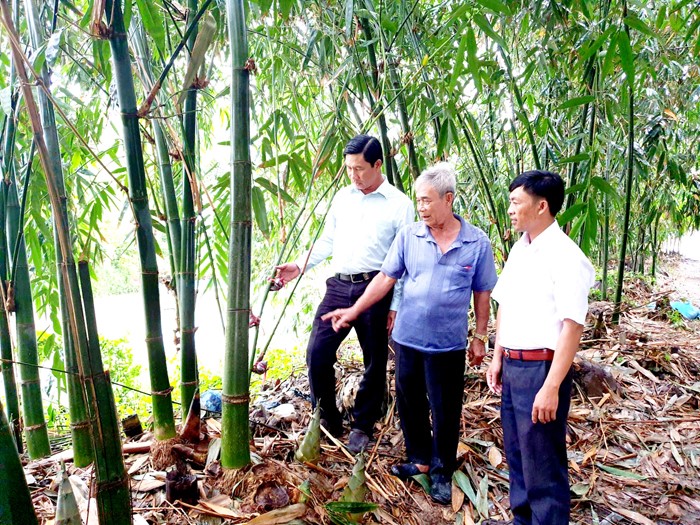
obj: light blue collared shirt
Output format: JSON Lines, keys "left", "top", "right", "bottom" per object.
{"left": 381, "top": 215, "right": 498, "bottom": 352}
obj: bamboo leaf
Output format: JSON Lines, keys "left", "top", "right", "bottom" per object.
{"left": 251, "top": 186, "right": 270, "bottom": 236}
{"left": 617, "top": 31, "right": 635, "bottom": 85}
{"left": 557, "top": 153, "right": 590, "bottom": 164}
{"left": 449, "top": 29, "right": 469, "bottom": 92}
{"left": 558, "top": 202, "right": 586, "bottom": 226}
{"left": 344, "top": 0, "right": 354, "bottom": 39}
{"left": 411, "top": 473, "right": 431, "bottom": 493}
{"left": 326, "top": 502, "right": 378, "bottom": 513}
{"left": 473, "top": 14, "right": 507, "bottom": 50}
{"left": 556, "top": 95, "right": 595, "bottom": 110}
{"left": 279, "top": 0, "right": 294, "bottom": 19}
{"left": 466, "top": 27, "right": 481, "bottom": 93}
{"left": 255, "top": 177, "right": 297, "bottom": 205}
{"left": 476, "top": 476, "right": 489, "bottom": 517}
{"left": 624, "top": 15, "right": 655, "bottom": 38}
{"left": 474, "top": 0, "right": 510, "bottom": 16}
{"left": 595, "top": 463, "right": 647, "bottom": 480}
{"left": 590, "top": 176, "right": 619, "bottom": 200}
{"left": 579, "top": 25, "right": 615, "bottom": 62}
{"left": 134, "top": 0, "right": 165, "bottom": 54}
{"left": 453, "top": 470, "right": 478, "bottom": 508}
{"left": 46, "top": 29, "right": 64, "bottom": 67}
{"left": 436, "top": 118, "right": 451, "bottom": 157}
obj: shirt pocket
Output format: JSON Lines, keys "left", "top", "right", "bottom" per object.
{"left": 451, "top": 264, "right": 475, "bottom": 290}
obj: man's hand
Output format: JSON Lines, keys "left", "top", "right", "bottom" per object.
{"left": 387, "top": 310, "right": 397, "bottom": 335}
{"left": 531, "top": 383, "right": 559, "bottom": 424}
{"left": 467, "top": 338, "right": 486, "bottom": 367}
{"left": 486, "top": 358, "right": 503, "bottom": 395}
{"left": 321, "top": 307, "right": 358, "bottom": 332}
{"left": 274, "top": 263, "right": 301, "bottom": 287}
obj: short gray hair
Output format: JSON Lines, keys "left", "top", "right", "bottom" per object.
{"left": 415, "top": 162, "right": 456, "bottom": 197}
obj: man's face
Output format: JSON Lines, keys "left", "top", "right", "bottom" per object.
{"left": 508, "top": 186, "right": 546, "bottom": 233}
{"left": 416, "top": 182, "right": 453, "bottom": 228}
{"left": 345, "top": 153, "right": 383, "bottom": 193}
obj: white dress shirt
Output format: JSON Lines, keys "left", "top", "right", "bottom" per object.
{"left": 296, "top": 179, "right": 414, "bottom": 310}
{"left": 492, "top": 221, "right": 594, "bottom": 351}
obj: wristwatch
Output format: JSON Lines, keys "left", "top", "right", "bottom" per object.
{"left": 473, "top": 332, "right": 488, "bottom": 344}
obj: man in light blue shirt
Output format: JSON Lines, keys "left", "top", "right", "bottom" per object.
{"left": 323, "top": 163, "right": 497, "bottom": 504}
{"left": 275, "top": 135, "right": 414, "bottom": 453}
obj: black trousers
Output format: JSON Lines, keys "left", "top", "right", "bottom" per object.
{"left": 501, "top": 358, "right": 573, "bottom": 525}
{"left": 395, "top": 341, "right": 466, "bottom": 480}
{"left": 306, "top": 276, "right": 392, "bottom": 434}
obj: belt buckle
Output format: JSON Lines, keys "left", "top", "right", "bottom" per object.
{"left": 350, "top": 272, "right": 368, "bottom": 283}
{"left": 503, "top": 348, "right": 510, "bottom": 359}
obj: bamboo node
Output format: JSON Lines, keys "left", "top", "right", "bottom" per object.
{"left": 70, "top": 420, "right": 92, "bottom": 430}
{"left": 181, "top": 380, "right": 198, "bottom": 387}
{"left": 222, "top": 393, "right": 250, "bottom": 405}
{"left": 145, "top": 336, "right": 164, "bottom": 342}
{"left": 181, "top": 327, "right": 198, "bottom": 335}
{"left": 96, "top": 474, "right": 129, "bottom": 492}
{"left": 400, "top": 131, "right": 414, "bottom": 145}
{"left": 24, "top": 422, "right": 47, "bottom": 432}
{"left": 5, "top": 281, "right": 15, "bottom": 312}
{"left": 19, "top": 378, "right": 41, "bottom": 386}
{"left": 152, "top": 386, "right": 174, "bottom": 397}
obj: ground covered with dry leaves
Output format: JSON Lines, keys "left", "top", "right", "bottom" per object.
{"left": 23, "top": 255, "right": 700, "bottom": 524}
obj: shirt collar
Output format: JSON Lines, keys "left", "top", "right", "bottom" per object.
{"left": 523, "top": 220, "right": 560, "bottom": 247}
{"left": 415, "top": 214, "right": 479, "bottom": 243}
{"left": 349, "top": 177, "right": 390, "bottom": 198}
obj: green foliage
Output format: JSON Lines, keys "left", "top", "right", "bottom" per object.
{"left": 99, "top": 338, "right": 149, "bottom": 423}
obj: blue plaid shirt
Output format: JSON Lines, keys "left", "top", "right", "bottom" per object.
{"left": 381, "top": 215, "right": 497, "bottom": 352}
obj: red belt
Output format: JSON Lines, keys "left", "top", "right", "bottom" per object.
{"left": 502, "top": 348, "right": 554, "bottom": 361}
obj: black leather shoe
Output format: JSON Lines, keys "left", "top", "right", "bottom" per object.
{"left": 430, "top": 476, "right": 452, "bottom": 505}
{"left": 346, "top": 428, "right": 370, "bottom": 454}
{"left": 390, "top": 463, "right": 426, "bottom": 480}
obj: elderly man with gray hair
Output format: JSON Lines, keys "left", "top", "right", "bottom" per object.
{"left": 323, "top": 163, "right": 497, "bottom": 504}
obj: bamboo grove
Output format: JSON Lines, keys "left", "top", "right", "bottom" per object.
{"left": 0, "top": 0, "right": 699, "bottom": 519}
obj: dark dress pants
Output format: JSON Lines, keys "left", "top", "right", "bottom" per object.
{"left": 394, "top": 341, "right": 466, "bottom": 480}
{"left": 501, "top": 358, "right": 573, "bottom": 525}
{"left": 306, "top": 276, "right": 392, "bottom": 434}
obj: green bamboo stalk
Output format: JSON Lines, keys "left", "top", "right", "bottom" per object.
{"left": 356, "top": 17, "right": 404, "bottom": 192}
{"left": 78, "top": 261, "right": 131, "bottom": 525}
{"left": 0, "top": 399, "right": 38, "bottom": 525}
{"left": 179, "top": 0, "right": 200, "bottom": 417}
{"left": 613, "top": 4, "right": 634, "bottom": 324}
{"left": 222, "top": 0, "right": 252, "bottom": 469}
{"left": 3, "top": 128, "right": 51, "bottom": 461}
{"left": 24, "top": 0, "right": 93, "bottom": 467}
{"left": 104, "top": 0, "right": 176, "bottom": 440}
{"left": 0, "top": 182, "right": 21, "bottom": 452}
{"left": 0, "top": 5, "right": 131, "bottom": 520}
{"left": 0, "top": 113, "right": 24, "bottom": 453}
{"left": 0, "top": 0, "right": 50, "bottom": 460}
{"left": 130, "top": 22, "right": 182, "bottom": 283}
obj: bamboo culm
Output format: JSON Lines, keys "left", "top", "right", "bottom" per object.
{"left": 24, "top": 0, "right": 94, "bottom": 467}
{"left": 105, "top": 0, "right": 176, "bottom": 440}
{"left": 222, "top": 0, "right": 252, "bottom": 469}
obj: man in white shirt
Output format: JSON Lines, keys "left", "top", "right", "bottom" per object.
{"left": 275, "top": 135, "right": 414, "bottom": 453}
{"left": 486, "top": 171, "right": 594, "bottom": 525}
